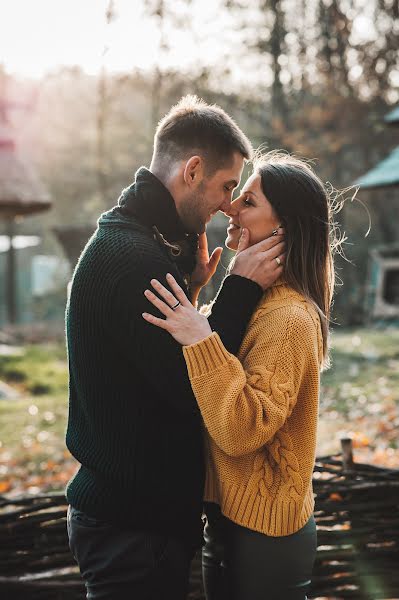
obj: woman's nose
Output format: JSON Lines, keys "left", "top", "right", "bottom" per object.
{"left": 224, "top": 197, "right": 240, "bottom": 217}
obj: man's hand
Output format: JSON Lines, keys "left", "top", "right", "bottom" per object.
{"left": 230, "top": 228, "right": 285, "bottom": 290}
{"left": 190, "top": 232, "right": 223, "bottom": 304}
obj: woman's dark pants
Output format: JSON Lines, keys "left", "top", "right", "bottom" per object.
{"left": 202, "top": 504, "right": 317, "bottom": 600}
{"left": 67, "top": 505, "right": 193, "bottom": 600}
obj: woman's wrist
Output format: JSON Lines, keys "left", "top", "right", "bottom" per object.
{"left": 184, "top": 321, "right": 213, "bottom": 346}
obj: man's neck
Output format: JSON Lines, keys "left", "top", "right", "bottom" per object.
{"left": 149, "top": 163, "right": 183, "bottom": 227}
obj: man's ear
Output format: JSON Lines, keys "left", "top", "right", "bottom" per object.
{"left": 183, "top": 156, "right": 204, "bottom": 188}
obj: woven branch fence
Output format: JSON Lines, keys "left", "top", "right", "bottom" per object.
{"left": 0, "top": 440, "right": 398, "bottom": 600}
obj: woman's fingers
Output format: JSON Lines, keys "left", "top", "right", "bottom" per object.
{"left": 142, "top": 311, "right": 170, "bottom": 330}
{"left": 147, "top": 274, "right": 190, "bottom": 312}
{"left": 236, "top": 228, "right": 250, "bottom": 255}
{"left": 150, "top": 277, "right": 180, "bottom": 308}
{"left": 272, "top": 226, "right": 285, "bottom": 236}
{"left": 275, "top": 253, "right": 286, "bottom": 265}
{"left": 165, "top": 274, "right": 191, "bottom": 306}
{"left": 251, "top": 233, "right": 284, "bottom": 254}
{"left": 265, "top": 241, "right": 285, "bottom": 260}
{"left": 144, "top": 288, "right": 172, "bottom": 316}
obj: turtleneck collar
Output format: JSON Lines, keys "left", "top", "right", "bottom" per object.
{"left": 117, "top": 167, "right": 186, "bottom": 243}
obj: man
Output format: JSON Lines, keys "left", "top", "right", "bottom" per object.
{"left": 66, "top": 95, "right": 285, "bottom": 599}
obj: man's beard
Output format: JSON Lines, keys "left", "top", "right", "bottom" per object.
{"left": 178, "top": 184, "right": 207, "bottom": 234}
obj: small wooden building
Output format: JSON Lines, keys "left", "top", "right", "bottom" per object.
{"left": 355, "top": 106, "right": 399, "bottom": 322}
{"left": 0, "top": 74, "right": 51, "bottom": 324}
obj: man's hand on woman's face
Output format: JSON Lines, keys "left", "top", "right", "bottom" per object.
{"left": 230, "top": 227, "right": 286, "bottom": 290}
{"left": 142, "top": 273, "right": 213, "bottom": 346}
{"left": 190, "top": 232, "right": 223, "bottom": 290}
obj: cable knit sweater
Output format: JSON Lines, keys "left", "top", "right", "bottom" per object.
{"left": 65, "top": 168, "right": 263, "bottom": 549}
{"left": 183, "top": 280, "right": 323, "bottom": 537}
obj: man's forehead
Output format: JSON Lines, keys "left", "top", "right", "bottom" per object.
{"left": 223, "top": 155, "right": 244, "bottom": 178}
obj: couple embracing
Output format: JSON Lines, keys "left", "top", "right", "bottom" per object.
{"left": 66, "top": 95, "right": 333, "bottom": 600}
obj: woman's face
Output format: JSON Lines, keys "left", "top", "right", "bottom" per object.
{"left": 225, "top": 172, "right": 281, "bottom": 250}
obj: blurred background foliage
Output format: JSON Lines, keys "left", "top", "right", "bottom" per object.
{"left": 2, "top": 0, "right": 398, "bottom": 325}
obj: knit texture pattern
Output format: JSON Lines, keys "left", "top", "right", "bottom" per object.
{"left": 65, "top": 167, "right": 263, "bottom": 549}
{"left": 183, "top": 281, "right": 322, "bottom": 537}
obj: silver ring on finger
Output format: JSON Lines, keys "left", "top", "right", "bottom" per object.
{"left": 275, "top": 256, "right": 281, "bottom": 266}
{"left": 171, "top": 301, "right": 181, "bottom": 311}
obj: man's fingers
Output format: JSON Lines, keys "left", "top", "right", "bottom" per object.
{"left": 198, "top": 232, "right": 209, "bottom": 253}
{"left": 208, "top": 247, "right": 223, "bottom": 272}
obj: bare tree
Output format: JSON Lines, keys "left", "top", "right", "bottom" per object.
{"left": 96, "top": 1, "right": 117, "bottom": 210}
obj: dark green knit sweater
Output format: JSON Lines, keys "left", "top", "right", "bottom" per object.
{"left": 65, "top": 168, "right": 262, "bottom": 549}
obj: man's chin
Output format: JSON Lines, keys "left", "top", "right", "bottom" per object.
{"left": 181, "top": 218, "right": 205, "bottom": 235}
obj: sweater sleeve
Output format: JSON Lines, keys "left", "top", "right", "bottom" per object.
{"left": 182, "top": 305, "right": 319, "bottom": 457}
{"left": 208, "top": 275, "right": 263, "bottom": 355}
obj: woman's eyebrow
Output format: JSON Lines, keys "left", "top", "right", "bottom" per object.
{"left": 241, "top": 189, "right": 257, "bottom": 197}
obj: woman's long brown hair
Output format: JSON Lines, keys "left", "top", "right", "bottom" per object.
{"left": 255, "top": 151, "right": 340, "bottom": 370}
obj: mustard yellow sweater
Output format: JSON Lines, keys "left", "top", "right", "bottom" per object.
{"left": 183, "top": 281, "right": 323, "bottom": 537}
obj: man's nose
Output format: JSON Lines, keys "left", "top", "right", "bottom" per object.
{"left": 220, "top": 198, "right": 232, "bottom": 215}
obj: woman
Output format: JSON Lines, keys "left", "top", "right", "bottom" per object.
{"left": 142, "top": 152, "right": 335, "bottom": 600}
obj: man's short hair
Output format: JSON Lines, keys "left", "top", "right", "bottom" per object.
{"left": 153, "top": 95, "right": 252, "bottom": 175}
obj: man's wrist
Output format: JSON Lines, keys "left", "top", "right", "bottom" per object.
{"left": 189, "top": 284, "right": 201, "bottom": 306}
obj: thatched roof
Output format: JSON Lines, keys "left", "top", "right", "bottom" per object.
{"left": 0, "top": 124, "right": 51, "bottom": 218}
{"left": 385, "top": 106, "right": 399, "bottom": 126}
{"left": 354, "top": 145, "right": 399, "bottom": 190}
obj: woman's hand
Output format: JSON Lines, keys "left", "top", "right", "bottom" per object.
{"left": 142, "top": 273, "right": 213, "bottom": 346}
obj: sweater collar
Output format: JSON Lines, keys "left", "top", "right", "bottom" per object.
{"left": 115, "top": 167, "right": 198, "bottom": 277}
{"left": 117, "top": 167, "right": 186, "bottom": 242}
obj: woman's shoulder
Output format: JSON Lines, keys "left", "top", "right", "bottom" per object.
{"left": 251, "top": 284, "right": 321, "bottom": 335}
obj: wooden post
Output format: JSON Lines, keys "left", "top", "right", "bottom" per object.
{"left": 341, "top": 437, "right": 354, "bottom": 470}
{"left": 5, "top": 217, "right": 17, "bottom": 324}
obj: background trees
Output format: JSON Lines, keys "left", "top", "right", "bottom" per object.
{"left": 3, "top": 0, "right": 398, "bottom": 324}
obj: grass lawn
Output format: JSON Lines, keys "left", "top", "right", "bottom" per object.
{"left": 318, "top": 326, "right": 399, "bottom": 464}
{"left": 0, "top": 327, "right": 398, "bottom": 495}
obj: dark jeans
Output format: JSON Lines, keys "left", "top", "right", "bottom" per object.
{"left": 67, "top": 505, "right": 193, "bottom": 600}
{"left": 202, "top": 505, "right": 317, "bottom": 600}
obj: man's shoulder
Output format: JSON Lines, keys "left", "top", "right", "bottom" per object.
{"left": 88, "top": 217, "right": 166, "bottom": 262}
{"left": 71, "top": 223, "right": 167, "bottom": 287}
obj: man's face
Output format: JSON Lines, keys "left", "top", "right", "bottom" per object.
{"left": 179, "top": 152, "right": 245, "bottom": 234}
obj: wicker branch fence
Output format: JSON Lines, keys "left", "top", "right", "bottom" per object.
{"left": 1, "top": 440, "right": 398, "bottom": 599}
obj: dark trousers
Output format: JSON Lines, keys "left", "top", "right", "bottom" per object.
{"left": 202, "top": 505, "right": 317, "bottom": 600}
{"left": 67, "top": 505, "right": 193, "bottom": 600}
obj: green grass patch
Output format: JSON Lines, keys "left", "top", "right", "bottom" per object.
{"left": 0, "top": 328, "right": 398, "bottom": 494}
{"left": 0, "top": 344, "right": 68, "bottom": 397}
